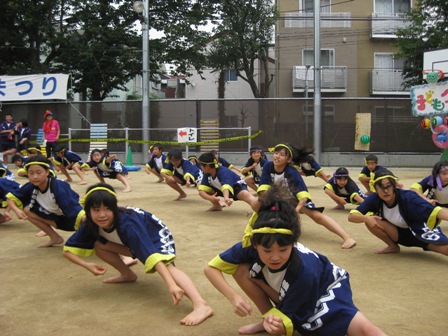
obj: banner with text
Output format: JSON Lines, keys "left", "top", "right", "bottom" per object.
{"left": 0, "top": 74, "right": 69, "bottom": 101}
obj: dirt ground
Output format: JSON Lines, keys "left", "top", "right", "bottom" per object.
{"left": 0, "top": 166, "right": 447, "bottom": 336}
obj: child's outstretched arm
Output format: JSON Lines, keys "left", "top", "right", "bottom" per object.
{"left": 62, "top": 250, "right": 107, "bottom": 276}
{"left": 154, "top": 261, "right": 184, "bottom": 305}
{"left": 204, "top": 265, "right": 252, "bottom": 317}
{"left": 6, "top": 199, "right": 27, "bottom": 220}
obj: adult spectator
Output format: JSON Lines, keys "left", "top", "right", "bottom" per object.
{"left": 42, "top": 110, "right": 60, "bottom": 158}
{"left": 0, "top": 113, "right": 17, "bottom": 164}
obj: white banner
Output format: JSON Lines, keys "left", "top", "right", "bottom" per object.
{"left": 0, "top": 74, "right": 69, "bottom": 101}
{"left": 411, "top": 81, "right": 448, "bottom": 116}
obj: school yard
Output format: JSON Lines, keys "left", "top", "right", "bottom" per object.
{"left": 0, "top": 166, "right": 446, "bottom": 336}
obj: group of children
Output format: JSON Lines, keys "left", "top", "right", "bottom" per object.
{"left": 3, "top": 141, "right": 448, "bottom": 335}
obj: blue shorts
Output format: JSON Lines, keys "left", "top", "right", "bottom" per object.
{"left": 396, "top": 227, "right": 429, "bottom": 249}
{"left": 299, "top": 275, "right": 358, "bottom": 336}
{"left": 30, "top": 207, "right": 76, "bottom": 231}
{"left": 215, "top": 183, "right": 249, "bottom": 200}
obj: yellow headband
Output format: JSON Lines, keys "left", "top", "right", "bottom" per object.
{"left": 24, "top": 161, "right": 50, "bottom": 172}
{"left": 268, "top": 144, "right": 293, "bottom": 158}
{"left": 369, "top": 175, "right": 398, "bottom": 190}
{"left": 27, "top": 147, "right": 42, "bottom": 154}
{"left": 198, "top": 159, "right": 218, "bottom": 168}
{"left": 80, "top": 187, "right": 117, "bottom": 206}
{"left": 242, "top": 227, "right": 293, "bottom": 247}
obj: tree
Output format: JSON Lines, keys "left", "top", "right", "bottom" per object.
{"left": 0, "top": 0, "right": 215, "bottom": 101}
{"left": 205, "top": 0, "right": 277, "bottom": 98}
{"left": 395, "top": 0, "right": 448, "bottom": 87}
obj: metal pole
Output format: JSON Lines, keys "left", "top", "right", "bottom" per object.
{"left": 313, "top": 0, "right": 322, "bottom": 162}
{"left": 141, "top": 0, "right": 150, "bottom": 161}
{"left": 305, "top": 65, "right": 310, "bottom": 140}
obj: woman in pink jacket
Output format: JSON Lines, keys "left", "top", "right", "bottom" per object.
{"left": 42, "top": 110, "right": 60, "bottom": 158}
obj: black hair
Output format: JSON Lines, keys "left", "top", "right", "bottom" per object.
{"left": 198, "top": 152, "right": 216, "bottom": 168}
{"left": 24, "top": 155, "right": 51, "bottom": 169}
{"left": 167, "top": 149, "right": 183, "bottom": 161}
{"left": 11, "top": 154, "right": 23, "bottom": 163}
{"left": 20, "top": 119, "right": 28, "bottom": 127}
{"left": 152, "top": 143, "right": 163, "bottom": 152}
{"left": 273, "top": 144, "right": 314, "bottom": 165}
{"left": 430, "top": 160, "right": 448, "bottom": 188}
{"left": 251, "top": 184, "right": 301, "bottom": 248}
{"left": 335, "top": 167, "right": 349, "bottom": 176}
{"left": 372, "top": 169, "right": 398, "bottom": 191}
{"left": 100, "top": 149, "right": 110, "bottom": 157}
{"left": 210, "top": 150, "right": 219, "bottom": 158}
{"left": 54, "top": 143, "right": 66, "bottom": 153}
{"left": 83, "top": 183, "right": 120, "bottom": 232}
{"left": 90, "top": 149, "right": 102, "bottom": 161}
{"left": 365, "top": 154, "right": 378, "bottom": 162}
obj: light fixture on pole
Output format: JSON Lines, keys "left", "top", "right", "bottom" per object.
{"left": 133, "top": 0, "right": 150, "bottom": 160}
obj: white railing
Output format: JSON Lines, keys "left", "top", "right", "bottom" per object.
{"left": 370, "top": 13, "right": 410, "bottom": 38}
{"left": 293, "top": 66, "right": 347, "bottom": 93}
{"left": 285, "top": 12, "right": 351, "bottom": 29}
{"left": 370, "top": 69, "right": 410, "bottom": 95}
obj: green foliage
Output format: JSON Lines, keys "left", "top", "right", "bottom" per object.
{"left": 0, "top": 0, "right": 215, "bottom": 101}
{"left": 395, "top": 0, "right": 448, "bottom": 87}
{"left": 205, "top": 0, "right": 277, "bottom": 98}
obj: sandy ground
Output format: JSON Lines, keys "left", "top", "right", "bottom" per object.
{"left": 0, "top": 166, "right": 447, "bottom": 336}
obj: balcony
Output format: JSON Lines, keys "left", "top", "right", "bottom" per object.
{"left": 293, "top": 66, "right": 347, "bottom": 93}
{"left": 370, "top": 13, "right": 410, "bottom": 38}
{"left": 285, "top": 12, "right": 351, "bottom": 29}
{"left": 370, "top": 69, "right": 410, "bottom": 95}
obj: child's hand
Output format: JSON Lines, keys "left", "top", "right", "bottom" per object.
{"left": 15, "top": 210, "right": 28, "bottom": 220}
{"left": 3, "top": 211, "right": 12, "bottom": 222}
{"left": 263, "top": 314, "right": 285, "bottom": 335}
{"left": 231, "top": 295, "right": 252, "bottom": 317}
{"left": 186, "top": 180, "right": 191, "bottom": 188}
{"left": 339, "top": 197, "right": 347, "bottom": 205}
{"left": 224, "top": 198, "right": 233, "bottom": 207}
{"left": 365, "top": 215, "right": 383, "bottom": 230}
{"left": 168, "top": 284, "right": 184, "bottom": 305}
{"left": 86, "top": 263, "right": 107, "bottom": 276}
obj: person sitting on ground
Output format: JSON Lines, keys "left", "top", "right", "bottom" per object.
{"left": 241, "top": 146, "right": 268, "bottom": 192}
{"left": 16, "top": 146, "right": 56, "bottom": 178}
{"left": 145, "top": 143, "right": 167, "bottom": 183}
{"left": 204, "top": 184, "right": 387, "bottom": 336}
{"left": 324, "top": 167, "right": 366, "bottom": 210}
{"left": 52, "top": 144, "right": 87, "bottom": 185}
{"left": 5, "top": 155, "right": 85, "bottom": 247}
{"left": 160, "top": 149, "right": 202, "bottom": 201}
{"left": 257, "top": 143, "right": 356, "bottom": 249}
{"left": 348, "top": 169, "right": 448, "bottom": 256}
{"left": 63, "top": 183, "right": 213, "bottom": 326}
{"left": 197, "top": 152, "right": 258, "bottom": 212}
{"left": 410, "top": 160, "right": 448, "bottom": 207}
{"left": 0, "top": 178, "right": 21, "bottom": 224}
{"left": 83, "top": 149, "right": 131, "bottom": 193}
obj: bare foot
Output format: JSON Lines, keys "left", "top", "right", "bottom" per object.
{"left": 180, "top": 303, "right": 213, "bottom": 326}
{"left": 122, "top": 188, "right": 132, "bottom": 193}
{"left": 35, "top": 230, "right": 48, "bottom": 237}
{"left": 206, "top": 204, "right": 222, "bottom": 211}
{"left": 38, "top": 236, "right": 64, "bottom": 248}
{"left": 121, "top": 255, "right": 138, "bottom": 266}
{"left": 103, "top": 272, "right": 138, "bottom": 283}
{"left": 157, "top": 178, "right": 164, "bottom": 183}
{"left": 65, "top": 178, "right": 73, "bottom": 183}
{"left": 238, "top": 321, "right": 265, "bottom": 334}
{"left": 342, "top": 238, "right": 356, "bottom": 249}
{"left": 174, "top": 193, "right": 187, "bottom": 201}
{"left": 332, "top": 205, "right": 345, "bottom": 210}
{"left": 77, "top": 181, "right": 87, "bottom": 185}
{"left": 374, "top": 245, "right": 400, "bottom": 254}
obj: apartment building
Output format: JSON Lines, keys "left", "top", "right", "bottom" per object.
{"left": 276, "top": 0, "right": 413, "bottom": 98}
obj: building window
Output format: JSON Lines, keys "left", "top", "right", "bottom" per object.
{"left": 303, "top": 49, "right": 335, "bottom": 67}
{"left": 374, "top": 53, "right": 404, "bottom": 70}
{"left": 224, "top": 69, "right": 238, "bottom": 82}
{"left": 374, "top": 0, "right": 411, "bottom": 14}
{"left": 301, "top": 0, "right": 331, "bottom": 13}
